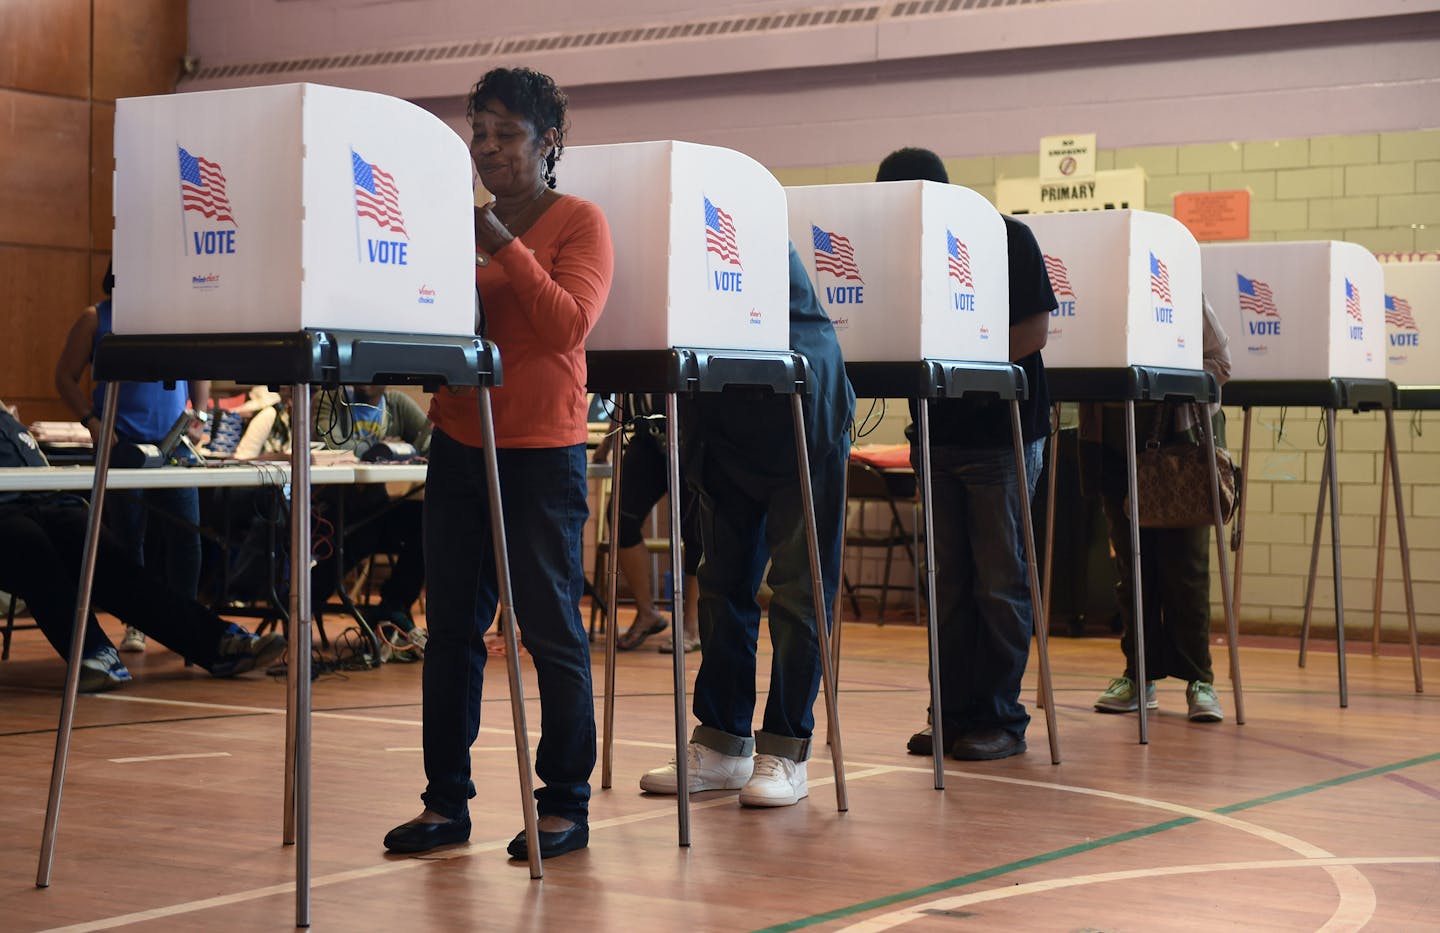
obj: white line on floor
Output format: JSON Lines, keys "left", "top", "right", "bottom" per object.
{"left": 107, "top": 752, "right": 232, "bottom": 764}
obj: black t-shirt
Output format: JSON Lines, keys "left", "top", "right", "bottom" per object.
{"left": 910, "top": 215, "right": 1055, "bottom": 448}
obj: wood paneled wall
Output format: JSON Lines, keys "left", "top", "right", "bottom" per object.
{"left": 0, "top": 0, "right": 186, "bottom": 423}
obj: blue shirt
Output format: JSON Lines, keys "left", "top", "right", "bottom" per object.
{"left": 91, "top": 299, "right": 190, "bottom": 444}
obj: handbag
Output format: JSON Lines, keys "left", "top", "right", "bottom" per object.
{"left": 1124, "top": 403, "right": 1238, "bottom": 529}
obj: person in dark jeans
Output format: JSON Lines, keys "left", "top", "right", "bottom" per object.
{"left": 639, "top": 242, "right": 854, "bottom": 808}
{"left": 0, "top": 404, "right": 286, "bottom": 692}
{"left": 876, "top": 148, "right": 1054, "bottom": 762}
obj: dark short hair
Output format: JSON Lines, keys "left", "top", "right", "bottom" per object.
{"left": 102, "top": 260, "right": 114, "bottom": 296}
{"left": 875, "top": 147, "right": 949, "bottom": 184}
{"left": 467, "top": 67, "right": 569, "bottom": 188}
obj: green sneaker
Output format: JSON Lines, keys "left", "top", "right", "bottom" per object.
{"left": 1186, "top": 681, "right": 1224, "bottom": 722}
{"left": 1094, "top": 676, "right": 1158, "bottom": 713}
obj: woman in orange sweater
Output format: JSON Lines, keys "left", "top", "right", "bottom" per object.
{"left": 384, "top": 67, "right": 613, "bottom": 860}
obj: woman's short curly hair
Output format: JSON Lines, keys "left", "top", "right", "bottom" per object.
{"left": 467, "top": 67, "right": 569, "bottom": 188}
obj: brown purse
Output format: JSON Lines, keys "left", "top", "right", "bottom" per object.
{"left": 1124, "top": 403, "right": 1238, "bottom": 529}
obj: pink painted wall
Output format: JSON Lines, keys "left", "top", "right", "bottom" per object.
{"left": 186, "top": 1, "right": 1440, "bottom": 165}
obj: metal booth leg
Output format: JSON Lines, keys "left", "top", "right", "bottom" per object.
{"left": 917, "top": 402, "right": 945, "bottom": 788}
{"left": 1324, "top": 409, "right": 1348, "bottom": 707}
{"left": 1124, "top": 400, "right": 1149, "bottom": 745}
{"left": 476, "top": 387, "right": 543, "bottom": 878}
{"left": 1231, "top": 408, "right": 1253, "bottom": 626}
{"left": 665, "top": 393, "right": 691, "bottom": 845}
{"left": 830, "top": 462, "right": 849, "bottom": 692}
{"left": 37, "top": 383, "right": 121, "bottom": 887}
{"left": 289, "top": 384, "right": 314, "bottom": 925}
{"left": 1372, "top": 421, "right": 1391, "bottom": 657}
{"left": 601, "top": 402, "right": 626, "bottom": 791}
{"left": 1384, "top": 410, "right": 1423, "bottom": 693}
{"left": 790, "top": 395, "right": 847, "bottom": 811}
{"left": 1299, "top": 432, "right": 1332, "bottom": 668}
{"left": 1038, "top": 403, "right": 1059, "bottom": 712}
{"left": 1198, "top": 409, "right": 1245, "bottom": 725}
{"left": 1012, "top": 401, "right": 1060, "bottom": 765}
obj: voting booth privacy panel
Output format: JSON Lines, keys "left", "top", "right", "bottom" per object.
{"left": 1380, "top": 262, "right": 1438, "bottom": 386}
{"left": 785, "top": 181, "right": 1009, "bottom": 363}
{"left": 112, "top": 83, "right": 476, "bottom": 337}
{"left": 560, "top": 141, "right": 789, "bottom": 352}
{"left": 1201, "top": 241, "right": 1386, "bottom": 381}
{"left": 1020, "top": 210, "right": 1203, "bottom": 370}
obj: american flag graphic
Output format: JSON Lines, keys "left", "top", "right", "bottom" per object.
{"left": 1344, "top": 279, "right": 1363, "bottom": 323}
{"left": 178, "top": 147, "right": 236, "bottom": 225}
{"left": 353, "top": 151, "right": 408, "bottom": 237}
{"left": 811, "top": 224, "right": 862, "bottom": 281}
{"left": 1043, "top": 254, "right": 1075, "bottom": 298}
{"left": 1237, "top": 273, "right": 1279, "bottom": 318}
{"left": 1384, "top": 293, "right": 1417, "bottom": 330}
{"left": 1149, "top": 252, "right": 1172, "bottom": 304}
{"left": 703, "top": 196, "right": 741, "bottom": 267}
{"left": 946, "top": 230, "right": 973, "bottom": 288}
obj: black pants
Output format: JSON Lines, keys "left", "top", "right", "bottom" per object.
{"left": 0, "top": 503, "right": 231, "bottom": 669}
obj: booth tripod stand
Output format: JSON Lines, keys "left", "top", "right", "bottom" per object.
{"left": 587, "top": 347, "right": 848, "bottom": 846}
{"left": 34, "top": 328, "right": 548, "bottom": 929}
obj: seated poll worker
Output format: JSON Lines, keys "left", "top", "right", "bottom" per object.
{"left": 876, "top": 148, "right": 1053, "bottom": 762}
{"left": 54, "top": 261, "right": 210, "bottom": 655}
{"left": 592, "top": 394, "right": 702, "bottom": 654}
{"left": 639, "top": 242, "right": 854, "bottom": 808}
{"left": 311, "top": 385, "right": 431, "bottom": 651}
{"left": 0, "top": 400, "right": 287, "bottom": 692}
{"left": 1083, "top": 296, "right": 1231, "bottom": 722}
{"left": 383, "top": 67, "right": 612, "bottom": 860}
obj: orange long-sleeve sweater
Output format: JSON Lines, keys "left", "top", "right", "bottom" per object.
{"left": 429, "top": 195, "right": 613, "bottom": 448}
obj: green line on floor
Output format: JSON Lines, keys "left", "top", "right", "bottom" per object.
{"left": 753, "top": 751, "right": 1440, "bottom": 933}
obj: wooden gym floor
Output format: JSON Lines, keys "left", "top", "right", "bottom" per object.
{"left": 0, "top": 608, "right": 1436, "bottom": 932}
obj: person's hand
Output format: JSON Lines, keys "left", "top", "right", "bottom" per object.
{"left": 474, "top": 203, "right": 514, "bottom": 256}
{"left": 85, "top": 417, "right": 103, "bottom": 448}
{"left": 591, "top": 433, "right": 613, "bottom": 464}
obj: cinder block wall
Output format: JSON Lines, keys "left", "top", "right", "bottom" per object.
{"left": 779, "top": 129, "right": 1440, "bottom": 640}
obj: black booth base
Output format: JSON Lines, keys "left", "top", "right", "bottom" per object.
{"left": 93, "top": 329, "right": 498, "bottom": 388}
{"left": 587, "top": 348, "right": 805, "bottom": 395}
{"left": 1046, "top": 366, "right": 1218, "bottom": 404}
{"left": 1395, "top": 386, "right": 1440, "bottom": 411}
{"left": 844, "top": 360, "right": 1027, "bottom": 401}
{"left": 1224, "top": 378, "right": 1393, "bottom": 411}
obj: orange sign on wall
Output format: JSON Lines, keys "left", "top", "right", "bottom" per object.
{"left": 1173, "top": 189, "right": 1250, "bottom": 241}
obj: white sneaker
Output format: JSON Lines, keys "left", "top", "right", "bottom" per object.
{"left": 639, "top": 741, "right": 753, "bottom": 794}
{"left": 738, "top": 754, "right": 808, "bottom": 808}
{"left": 118, "top": 626, "right": 146, "bottom": 653}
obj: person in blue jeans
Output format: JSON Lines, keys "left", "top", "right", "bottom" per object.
{"left": 54, "top": 262, "right": 208, "bottom": 654}
{"left": 875, "top": 148, "right": 1054, "bottom": 761}
{"left": 639, "top": 242, "right": 854, "bottom": 808}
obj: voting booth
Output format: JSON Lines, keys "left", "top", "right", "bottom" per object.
{"left": 1201, "top": 241, "right": 1386, "bottom": 380}
{"left": 113, "top": 83, "right": 476, "bottom": 337}
{"left": 1020, "top": 210, "right": 1202, "bottom": 370}
{"left": 785, "top": 181, "right": 1009, "bottom": 362}
{"left": 1380, "top": 262, "right": 1438, "bottom": 385}
{"left": 560, "top": 141, "right": 789, "bottom": 352}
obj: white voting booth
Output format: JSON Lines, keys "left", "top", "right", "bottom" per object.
{"left": 1020, "top": 210, "right": 1203, "bottom": 369}
{"left": 1201, "top": 241, "right": 1386, "bottom": 380}
{"left": 785, "top": 181, "right": 1009, "bottom": 362}
{"left": 1380, "top": 262, "right": 1439, "bottom": 385}
{"left": 113, "top": 83, "right": 476, "bottom": 337}
{"left": 559, "top": 140, "right": 789, "bottom": 351}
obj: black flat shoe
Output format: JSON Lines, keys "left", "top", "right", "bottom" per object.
{"left": 383, "top": 813, "right": 471, "bottom": 853}
{"left": 506, "top": 821, "right": 589, "bottom": 860}
{"left": 950, "top": 728, "right": 1026, "bottom": 761}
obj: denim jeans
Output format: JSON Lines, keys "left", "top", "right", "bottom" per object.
{"left": 690, "top": 437, "right": 847, "bottom": 763}
{"left": 106, "top": 486, "right": 202, "bottom": 599}
{"left": 923, "top": 441, "right": 1037, "bottom": 740}
{"left": 420, "top": 430, "right": 594, "bottom": 823}
{"left": 0, "top": 504, "right": 237, "bottom": 669}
